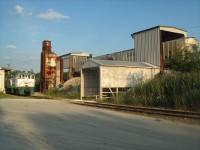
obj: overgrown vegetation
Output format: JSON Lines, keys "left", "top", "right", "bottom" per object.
{"left": 111, "top": 45, "right": 200, "bottom": 112}
{"left": 164, "top": 45, "right": 200, "bottom": 72}
{"left": 116, "top": 72, "right": 200, "bottom": 111}
{"left": 45, "top": 85, "right": 80, "bottom": 99}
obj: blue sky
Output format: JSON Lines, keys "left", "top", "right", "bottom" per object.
{"left": 0, "top": 0, "right": 200, "bottom": 72}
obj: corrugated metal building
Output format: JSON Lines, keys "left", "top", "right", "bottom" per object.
{"left": 131, "top": 26, "right": 187, "bottom": 69}
{"left": 93, "top": 48, "right": 135, "bottom": 62}
{"left": 56, "top": 52, "right": 92, "bottom": 87}
{"left": 59, "top": 52, "right": 92, "bottom": 78}
{"left": 81, "top": 60, "right": 160, "bottom": 99}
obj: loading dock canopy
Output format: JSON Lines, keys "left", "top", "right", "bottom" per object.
{"left": 82, "top": 59, "right": 159, "bottom": 69}
{"left": 81, "top": 60, "right": 160, "bottom": 99}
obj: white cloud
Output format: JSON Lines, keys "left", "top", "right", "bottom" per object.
{"left": 29, "top": 56, "right": 39, "bottom": 60}
{"left": 5, "top": 44, "right": 17, "bottom": 49}
{"left": 15, "top": 5, "right": 24, "bottom": 16}
{"left": 37, "top": 9, "right": 69, "bottom": 21}
{"left": 28, "top": 12, "right": 33, "bottom": 16}
{"left": 4, "top": 56, "right": 13, "bottom": 60}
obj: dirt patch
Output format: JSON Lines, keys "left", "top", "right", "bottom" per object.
{"left": 63, "top": 77, "right": 80, "bottom": 87}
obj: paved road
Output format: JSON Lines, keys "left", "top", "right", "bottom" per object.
{"left": 0, "top": 99, "right": 200, "bottom": 150}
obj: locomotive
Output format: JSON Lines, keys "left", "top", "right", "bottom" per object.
{"left": 6, "top": 71, "right": 35, "bottom": 96}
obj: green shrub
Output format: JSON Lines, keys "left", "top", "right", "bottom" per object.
{"left": 121, "top": 72, "right": 200, "bottom": 112}
{"left": 46, "top": 85, "right": 80, "bottom": 99}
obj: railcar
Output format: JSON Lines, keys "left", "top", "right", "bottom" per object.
{"left": 6, "top": 71, "right": 35, "bottom": 96}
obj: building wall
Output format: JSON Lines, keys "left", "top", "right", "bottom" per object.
{"left": 0, "top": 70, "right": 5, "bottom": 92}
{"left": 81, "top": 65, "right": 160, "bottom": 99}
{"left": 101, "top": 66, "right": 160, "bottom": 88}
{"left": 162, "top": 37, "right": 199, "bottom": 60}
{"left": 134, "top": 28, "right": 160, "bottom": 66}
{"left": 162, "top": 37, "right": 184, "bottom": 60}
{"left": 94, "top": 49, "right": 135, "bottom": 62}
{"left": 81, "top": 68, "right": 99, "bottom": 97}
{"left": 61, "top": 54, "right": 91, "bottom": 78}
{"left": 56, "top": 60, "right": 61, "bottom": 87}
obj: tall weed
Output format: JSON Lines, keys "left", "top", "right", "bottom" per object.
{"left": 120, "top": 72, "right": 200, "bottom": 112}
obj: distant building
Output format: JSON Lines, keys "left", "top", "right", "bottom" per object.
{"left": 93, "top": 48, "right": 135, "bottom": 62}
{"left": 131, "top": 26, "right": 199, "bottom": 70}
{"left": 0, "top": 67, "right": 11, "bottom": 93}
{"left": 55, "top": 52, "right": 92, "bottom": 87}
{"left": 81, "top": 25, "right": 199, "bottom": 100}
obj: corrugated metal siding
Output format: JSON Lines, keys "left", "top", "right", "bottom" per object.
{"left": 134, "top": 28, "right": 160, "bottom": 66}
{"left": 93, "top": 49, "right": 135, "bottom": 62}
{"left": 162, "top": 37, "right": 184, "bottom": 60}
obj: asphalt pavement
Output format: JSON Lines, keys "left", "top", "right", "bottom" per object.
{"left": 0, "top": 98, "right": 200, "bottom": 150}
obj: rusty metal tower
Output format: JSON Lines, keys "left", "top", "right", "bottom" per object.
{"left": 40, "top": 40, "right": 57, "bottom": 93}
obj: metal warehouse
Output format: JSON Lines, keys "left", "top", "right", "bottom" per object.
{"left": 94, "top": 48, "right": 135, "bottom": 62}
{"left": 81, "top": 60, "right": 160, "bottom": 99}
{"left": 131, "top": 26, "right": 188, "bottom": 69}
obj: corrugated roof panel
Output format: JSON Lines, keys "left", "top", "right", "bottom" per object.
{"left": 131, "top": 25, "right": 187, "bottom": 37}
{"left": 88, "top": 59, "right": 158, "bottom": 68}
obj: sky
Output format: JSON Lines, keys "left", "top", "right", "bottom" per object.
{"left": 0, "top": 0, "right": 200, "bottom": 73}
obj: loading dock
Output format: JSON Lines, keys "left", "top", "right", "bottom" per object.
{"left": 81, "top": 60, "right": 160, "bottom": 99}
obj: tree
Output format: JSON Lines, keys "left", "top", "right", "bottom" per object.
{"left": 164, "top": 45, "right": 200, "bottom": 72}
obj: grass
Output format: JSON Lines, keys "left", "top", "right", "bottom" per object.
{"left": 110, "top": 72, "right": 200, "bottom": 112}
{"left": 45, "top": 85, "right": 80, "bottom": 99}
{"left": 0, "top": 92, "right": 26, "bottom": 99}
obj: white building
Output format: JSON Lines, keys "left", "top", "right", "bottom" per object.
{"left": 81, "top": 60, "right": 160, "bottom": 99}
{"left": 0, "top": 67, "right": 11, "bottom": 93}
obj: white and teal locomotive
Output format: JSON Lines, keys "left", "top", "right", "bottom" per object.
{"left": 6, "top": 71, "right": 35, "bottom": 96}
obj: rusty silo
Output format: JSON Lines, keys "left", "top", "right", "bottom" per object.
{"left": 40, "top": 40, "right": 57, "bottom": 93}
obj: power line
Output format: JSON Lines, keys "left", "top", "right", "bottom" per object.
{"left": 183, "top": 26, "right": 200, "bottom": 29}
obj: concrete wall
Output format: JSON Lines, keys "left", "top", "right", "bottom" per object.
{"left": 81, "top": 67, "right": 99, "bottom": 97}
{"left": 0, "top": 70, "right": 5, "bottom": 93}
{"left": 81, "top": 65, "right": 160, "bottom": 99}
{"left": 101, "top": 66, "right": 160, "bottom": 88}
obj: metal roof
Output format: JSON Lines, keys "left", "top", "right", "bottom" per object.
{"left": 0, "top": 67, "right": 11, "bottom": 71}
{"left": 87, "top": 59, "right": 158, "bottom": 68}
{"left": 60, "top": 52, "right": 91, "bottom": 57}
{"left": 94, "top": 48, "right": 135, "bottom": 57}
{"left": 131, "top": 25, "right": 187, "bottom": 38}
